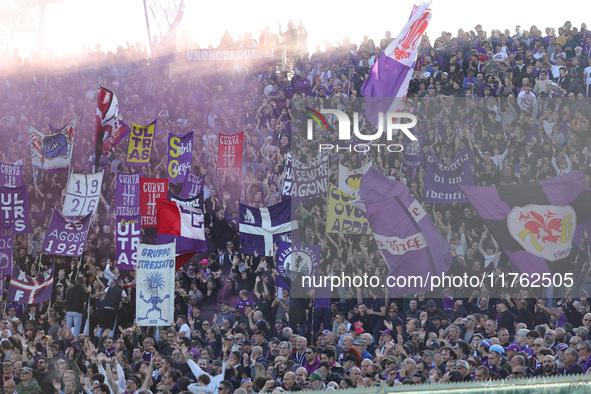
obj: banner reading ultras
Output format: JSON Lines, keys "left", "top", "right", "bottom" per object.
{"left": 127, "top": 121, "right": 156, "bottom": 167}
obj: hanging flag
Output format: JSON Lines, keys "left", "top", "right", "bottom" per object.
{"left": 0, "top": 224, "right": 12, "bottom": 276}
{"left": 0, "top": 186, "right": 29, "bottom": 233}
{"left": 402, "top": 132, "right": 423, "bottom": 169}
{"left": 460, "top": 171, "right": 591, "bottom": 275}
{"left": 326, "top": 184, "right": 372, "bottom": 234}
{"left": 43, "top": 211, "right": 91, "bottom": 256}
{"left": 95, "top": 87, "right": 128, "bottom": 169}
{"left": 217, "top": 132, "right": 243, "bottom": 177}
{"left": 116, "top": 215, "right": 141, "bottom": 270}
{"left": 361, "top": 2, "right": 431, "bottom": 126}
{"left": 353, "top": 167, "right": 451, "bottom": 296}
{"left": 140, "top": 178, "right": 169, "bottom": 227}
{"left": 115, "top": 171, "right": 143, "bottom": 216}
{"left": 281, "top": 153, "right": 293, "bottom": 196}
{"left": 168, "top": 191, "right": 203, "bottom": 211}
{"left": 126, "top": 121, "right": 156, "bottom": 167}
{"left": 290, "top": 153, "right": 329, "bottom": 197}
{"left": 338, "top": 160, "right": 373, "bottom": 198}
{"left": 423, "top": 148, "right": 474, "bottom": 203}
{"left": 30, "top": 120, "right": 75, "bottom": 170}
{"left": 62, "top": 172, "right": 104, "bottom": 217}
{"left": 7, "top": 264, "right": 54, "bottom": 304}
{"left": 136, "top": 241, "right": 176, "bottom": 326}
{"left": 275, "top": 241, "right": 321, "bottom": 289}
{"left": 239, "top": 198, "right": 296, "bottom": 255}
{"left": 179, "top": 171, "right": 203, "bottom": 199}
{"left": 156, "top": 199, "right": 206, "bottom": 269}
{"left": 167, "top": 131, "right": 193, "bottom": 183}
{"left": 0, "top": 162, "right": 23, "bottom": 187}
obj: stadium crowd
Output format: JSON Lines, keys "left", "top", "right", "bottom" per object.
{"left": 1, "top": 15, "right": 591, "bottom": 394}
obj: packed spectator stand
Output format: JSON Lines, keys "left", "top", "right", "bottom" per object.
{"left": 1, "top": 17, "right": 591, "bottom": 394}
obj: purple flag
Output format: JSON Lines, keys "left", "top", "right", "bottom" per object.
{"left": 460, "top": 172, "right": 591, "bottom": 275}
{"left": 423, "top": 148, "right": 474, "bottom": 203}
{"left": 354, "top": 167, "right": 451, "bottom": 296}
{"left": 0, "top": 162, "right": 23, "bottom": 187}
{"left": 7, "top": 264, "right": 54, "bottom": 304}
{"left": 0, "top": 186, "right": 29, "bottom": 233}
{"left": 167, "top": 131, "right": 193, "bottom": 183}
{"left": 239, "top": 198, "right": 296, "bottom": 256}
{"left": 402, "top": 131, "right": 423, "bottom": 169}
{"left": 116, "top": 215, "right": 141, "bottom": 270}
{"left": 180, "top": 171, "right": 203, "bottom": 199}
{"left": 43, "top": 211, "right": 91, "bottom": 256}
{"left": 361, "top": 2, "right": 431, "bottom": 126}
{"left": 0, "top": 223, "right": 12, "bottom": 276}
{"left": 116, "top": 171, "right": 143, "bottom": 216}
{"left": 275, "top": 241, "right": 321, "bottom": 289}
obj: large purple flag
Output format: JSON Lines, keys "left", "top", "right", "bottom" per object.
{"left": 0, "top": 223, "right": 12, "bottom": 276}
{"left": 116, "top": 171, "right": 143, "bottom": 216}
{"left": 180, "top": 171, "right": 203, "bottom": 199}
{"left": 43, "top": 211, "right": 91, "bottom": 256}
{"left": 423, "top": 148, "right": 474, "bottom": 203}
{"left": 167, "top": 131, "right": 193, "bottom": 183}
{"left": 116, "top": 215, "right": 141, "bottom": 270}
{"left": 0, "top": 186, "right": 29, "bottom": 233}
{"left": 361, "top": 2, "right": 431, "bottom": 126}
{"left": 354, "top": 167, "right": 451, "bottom": 296}
{"left": 7, "top": 264, "right": 54, "bottom": 304}
{"left": 460, "top": 172, "right": 591, "bottom": 275}
{"left": 0, "top": 162, "right": 23, "bottom": 187}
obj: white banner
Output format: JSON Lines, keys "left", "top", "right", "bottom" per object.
{"left": 63, "top": 173, "right": 104, "bottom": 217}
{"left": 136, "top": 241, "right": 175, "bottom": 326}
{"left": 338, "top": 160, "right": 373, "bottom": 198}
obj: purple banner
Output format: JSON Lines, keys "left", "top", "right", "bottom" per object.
{"left": 402, "top": 132, "right": 422, "bottom": 169}
{"left": 0, "top": 162, "right": 23, "bottom": 188}
{"left": 116, "top": 215, "right": 141, "bottom": 270}
{"left": 0, "top": 186, "right": 29, "bottom": 233}
{"left": 422, "top": 148, "right": 474, "bottom": 204}
{"left": 167, "top": 131, "right": 193, "bottom": 183}
{"left": 43, "top": 211, "right": 91, "bottom": 256}
{"left": 276, "top": 241, "right": 321, "bottom": 289}
{"left": 0, "top": 224, "right": 12, "bottom": 276}
{"left": 116, "top": 171, "right": 143, "bottom": 216}
{"left": 281, "top": 153, "right": 292, "bottom": 196}
{"left": 179, "top": 171, "right": 203, "bottom": 199}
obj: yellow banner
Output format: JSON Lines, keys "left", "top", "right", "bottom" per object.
{"left": 326, "top": 184, "right": 371, "bottom": 234}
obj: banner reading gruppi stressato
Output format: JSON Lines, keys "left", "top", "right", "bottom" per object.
{"left": 167, "top": 131, "right": 193, "bottom": 183}
{"left": 422, "top": 148, "right": 474, "bottom": 204}
{"left": 136, "top": 241, "right": 175, "bottom": 326}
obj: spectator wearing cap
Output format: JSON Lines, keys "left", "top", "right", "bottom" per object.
{"left": 488, "top": 346, "right": 510, "bottom": 378}
{"left": 504, "top": 344, "right": 521, "bottom": 360}
{"left": 16, "top": 366, "right": 40, "bottom": 393}
{"left": 353, "top": 339, "right": 372, "bottom": 360}
{"left": 495, "top": 299, "right": 517, "bottom": 335}
{"left": 252, "top": 330, "right": 269, "bottom": 355}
